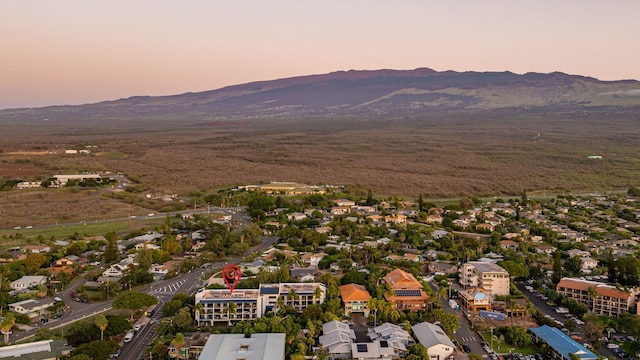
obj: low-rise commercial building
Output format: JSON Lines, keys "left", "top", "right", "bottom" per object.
{"left": 198, "top": 333, "right": 285, "bottom": 360}
{"left": 529, "top": 325, "right": 597, "bottom": 360}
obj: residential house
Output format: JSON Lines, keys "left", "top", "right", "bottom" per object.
{"left": 167, "top": 332, "right": 209, "bottom": 359}
{"left": 22, "top": 245, "right": 51, "bottom": 254}
{"left": 536, "top": 244, "right": 556, "bottom": 255}
{"left": 198, "top": 333, "right": 286, "bottom": 360}
{"left": 10, "top": 275, "right": 47, "bottom": 291}
{"left": 475, "top": 223, "right": 495, "bottom": 232}
{"left": 426, "top": 214, "right": 443, "bottom": 224}
{"left": 383, "top": 269, "right": 429, "bottom": 311}
{"left": 315, "top": 226, "right": 333, "bottom": 234}
{"left": 286, "top": 212, "right": 307, "bottom": 222}
{"left": 135, "top": 242, "right": 161, "bottom": 251}
{"left": 52, "top": 255, "right": 85, "bottom": 268}
{"left": 331, "top": 206, "right": 352, "bottom": 216}
{"left": 384, "top": 214, "right": 407, "bottom": 225}
{"left": 367, "top": 323, "right": 412, "bottom": 354}
{"left": 529, "top": 235, "right": 544, "bottom": 243}
{"left": 503, "top": 233, "right": 521, "bottom": 240}
{"left": 432, "top": 230, "right": 449, "bottom": 240}
{"left": 350, "top": 341, "right": 396, "bottom": 360}
{"left": 428, "top": 262, "right": 459, "bottom": 276}
{"left": 556, "top": 277, "right": 638, "bottom": 317}
{"left": 580, "top": 257, "right": 598, "bottom": 273}
{"left": 500, "top": 240, "right": 518, "bottom": 251}
{"left": 0, "top": 340, "right": 73, "bottom": 360}
{"left": 567, "top": 249, "right": 591, "bottom": 258}
{"left": 366, "top": 215, "right": 385, "bottom": 224}
{"left": 301, "top": 252, "right": 327, "bottom": 267}
{"left": 319, "top": 320, "right": 357, "bottom": 360}
{"left": 403, "top": 254, "right": 422, "bottom": 263}
{"left": 334, "top": 199, "right": 356, "bottom": 207}
{"left": 191, "top": 241, "right": 207, "bottom": 252}
{"left": 339, "top": 283, "right": 371, "bottom": 316}
{"left": 290, "top": 268, "right": 316, "bottom": 282}
{"left": 459, "top": 262, "right": 510, "bottom": 296}
{"left": 411, "top": 322, "right": 456, "bottom": 360}
{"left": 9, "top": 298, "right": 54, "bottom": 320}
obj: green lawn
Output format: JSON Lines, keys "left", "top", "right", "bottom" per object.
{"left": 480, "top": 332, "right": 540, "bottom": 355}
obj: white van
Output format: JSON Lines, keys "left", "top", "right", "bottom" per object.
{"left": 123, "top": 331, "right": 135, "bottom": 343}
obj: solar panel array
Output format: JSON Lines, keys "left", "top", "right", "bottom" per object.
{"left": 394, "top": 289, "right": 421, "bottom": 297}
{"left": 380, "top": 340, "right": 389, "bottom": 348}
{"left": 357, "top": 344, "right": 368, "bottom": 353}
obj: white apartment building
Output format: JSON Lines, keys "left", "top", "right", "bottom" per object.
{"left": 195, "top": 282, "right": 326, "bottom": 326}
{"left": 459, "top": 261, "right": 510, "bottom": 296}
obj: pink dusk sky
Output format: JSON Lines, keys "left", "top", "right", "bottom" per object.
{"left": 2, "top": 1, "right": 639, "bottom": 110}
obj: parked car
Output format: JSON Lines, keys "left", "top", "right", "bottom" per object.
{"left": 123, "top": 331, "right": 135, "bottom": 343}
{"left": 607, "top": 343, "right": 620, "bottom": 349}
{"left": 462, "top": 344, "right": 471, "bottom": 353}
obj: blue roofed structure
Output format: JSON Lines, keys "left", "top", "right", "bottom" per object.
{"left": 529, "top": 325, "right": 597, "bottom": 360}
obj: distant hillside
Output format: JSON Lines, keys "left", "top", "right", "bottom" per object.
{"left": 2, "top": 67, "right": 640, "bottom": 121}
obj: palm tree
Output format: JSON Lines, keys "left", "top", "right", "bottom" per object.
{"left": 95, "top": 314, "right": 108, "bottom": 341}
{"left": 194, "top": 302, "right": 204, "bottom": 327}
{"left": 587, "top": 286, "right": 600, "bottom": 313}
{"left": 313, "top": 287, "right": 323, "bottom": 304}
{"left": 274, "top": 296, "right": 285, "bottom": 315}
{"left": 1, "top": 312, "right": 16, "bottom": 344}
{"left": 287, "top": 288, "right": 299, "bottom": 309}
{"left": 173, "top": 333, "right": 185, "bottom": 359}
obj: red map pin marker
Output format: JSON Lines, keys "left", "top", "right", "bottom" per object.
{"left": 222, "top": 264, "right": 242, "bottom": 294}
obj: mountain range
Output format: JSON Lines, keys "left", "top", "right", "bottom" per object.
{"left": 3, "top": 67, "right": 640, "bottom": 120}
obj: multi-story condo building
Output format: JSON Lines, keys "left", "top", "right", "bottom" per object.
{"left": 195, "top": 283, "right": 326, "bottom": 326}
{"left": 260, "top": 282, "right": 327, "bottom": 312}
{"left": 195, "top": 288, "right": 263, "bottom": 325}
{"left": 459, "top": 261, "right": 510, "bottom": 296}
{"left": 556, "top": 277, "right": 638, "bottom": 317}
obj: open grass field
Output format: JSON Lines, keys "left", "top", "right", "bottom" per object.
{"left": 1, "top": 108, "right": 639, "bottom": 229}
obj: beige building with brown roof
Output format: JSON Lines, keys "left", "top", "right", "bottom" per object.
{"left": 556, "top": 277, "right": 638, "bottom": 317}
{"left": 459, "top": 261, "right": 510, "bottom": 296}
{"left": 340, "top": 283, "right": 371, "bottom": 316}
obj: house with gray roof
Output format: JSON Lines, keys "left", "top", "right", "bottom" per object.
{"left": 0, "top": 339, "right": 73, "bottom": 360}
{"left": 319, "top": 320, "right": 356, "bottom": 359}
{"left": 411, "top": 322, "right": 456, "bottom": 360}
{"left": 10, "top": 275, "right": 47, "bottom": 291}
